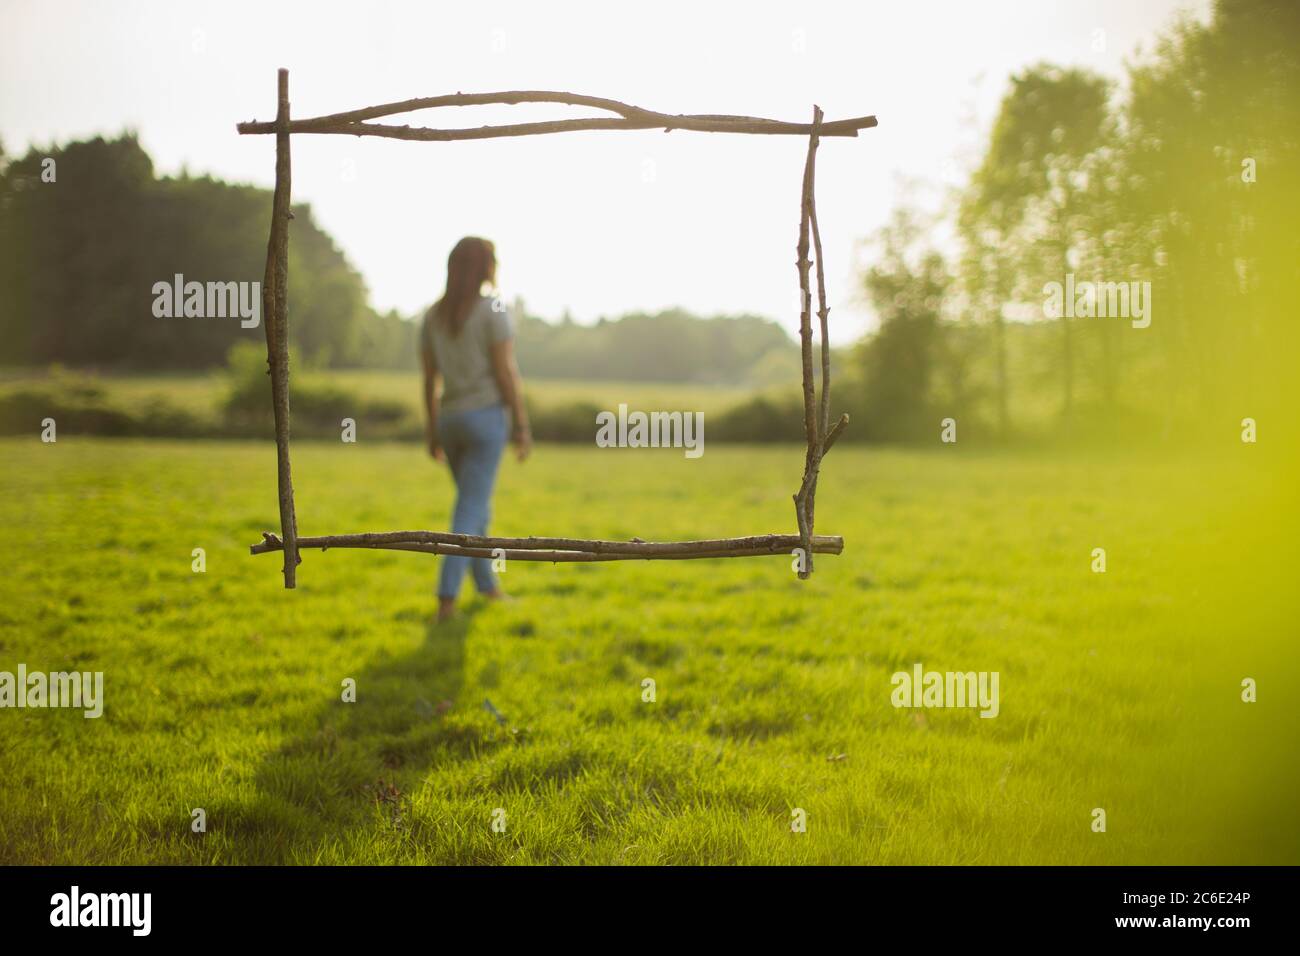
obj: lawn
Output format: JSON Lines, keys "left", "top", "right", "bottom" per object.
{"left": 0, "top": 367, "right": 765, "bottom": 426}
{"left": 0, "top": 435, "right": 1295, "bottom": 864}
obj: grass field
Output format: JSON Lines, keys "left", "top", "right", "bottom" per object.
{"left": 1, "top": 435, "right": 1296, "bottom": 864}
{"left": 0, "top": 367, "right": 764, "bottom": 425}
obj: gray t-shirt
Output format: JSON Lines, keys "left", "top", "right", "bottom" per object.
{"left": 423, "top": 294, "right": 515, "bottom": 413}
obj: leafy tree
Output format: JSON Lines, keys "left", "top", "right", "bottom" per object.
{"left": 856, "top": 207, "right": 950, "bottom": 441}
{"left": 0, "top": 134, "right": 398, "bottom": 370}
{"left": 971, "top": 65, "right": 1115, "bottom": 425}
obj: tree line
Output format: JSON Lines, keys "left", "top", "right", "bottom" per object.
{"left": 0, "top": 137, "right": 803, "bottom": 385}
{"left": 4, "top": 0, "right": 1293, "bottom": 448}
{"left": 851, "top": 0, "right": 1298, "bottom": 443}
{"left": 0, "top": 134, "right": 415, "bottom": 370}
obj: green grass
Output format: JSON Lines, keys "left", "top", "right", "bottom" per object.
{"left": 0, "top": 367, "right": 765, "bottom": 427}
{"left": 330, "top": 371, "right": 760, "bottom": 419}
{"left": 0, "top": 436, "right": 1295, "bottom": 864}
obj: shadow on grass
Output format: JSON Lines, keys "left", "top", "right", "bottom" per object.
{"left": 231, "top": 608, "right": 481, "bottom": 863}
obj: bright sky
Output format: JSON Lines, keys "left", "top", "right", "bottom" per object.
{"left": 2, "top": 0, "right": 1208, "bottom": 344}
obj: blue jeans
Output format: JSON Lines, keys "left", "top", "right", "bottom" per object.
{"left": 437, "top": 403, "right": 508, "bottom": 599}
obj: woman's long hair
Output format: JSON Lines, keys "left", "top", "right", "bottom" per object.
{"left": 433, "top": 236, "right": 496, "bottom": 337}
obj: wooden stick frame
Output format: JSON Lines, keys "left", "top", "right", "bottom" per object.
{"left": 239, "top": 70, "right": 874, "bottom": 587}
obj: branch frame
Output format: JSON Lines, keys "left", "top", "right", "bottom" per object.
{"left": 238, "top": 71, "right": 872, "bottom": 587}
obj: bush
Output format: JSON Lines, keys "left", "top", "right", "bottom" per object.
{"left": 0, "top": 385, "right": 207, "bottom": 438}
{"left": 220, "top": 342, "right": 416, "bottom": 438}
{"left": 711, "top": 393, "right": 805, "bottom": 442}
{"left": 528, "top": 401, "right": 605, "bottom": 442}
{"left": 0, "top": 388, "right": 133, "bottom": 436}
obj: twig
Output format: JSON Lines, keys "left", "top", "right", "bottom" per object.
{"left": 235, "top": 90, "right": 877, "bottom": 140}
{"left": 822, "top": 413, "right": 850, "bottom": 455}
{"left": 792, "top": 106, "right": 825, "bottom": 579}
{"left": 810, "top": 149, "right": 832, "bottom": 442}
{"left": 250, "top": 531, "right": 844, "bottom": 562}
{"left": 262, "top": 68, "right": 299, "bottom": 589}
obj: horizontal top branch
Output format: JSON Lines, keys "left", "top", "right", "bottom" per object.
{"left": 236, "top": 89, "right": 877, "bottom": 141}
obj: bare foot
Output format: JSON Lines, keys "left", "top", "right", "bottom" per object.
{"left": 483, "top": 590, "right": 513, "bottom": 603}
{"left": 436, "top": 598, "right": 456, "bottom": 623}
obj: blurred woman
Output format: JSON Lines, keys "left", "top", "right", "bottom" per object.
{"left": 421, "top": 236, "right": 531, "bottom": 623}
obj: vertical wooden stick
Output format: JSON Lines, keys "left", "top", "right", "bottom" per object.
{"left": 807, "top": 112, "right": 832, "bottom": 536}
{"left": 262, "top": 67, "right": 299, "bottom": 588}
{"left": 810, "top": 158, "right": 831, "bottom": 443}
{"left": 792, "top": 105, "right": 824, "bottom": 579}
